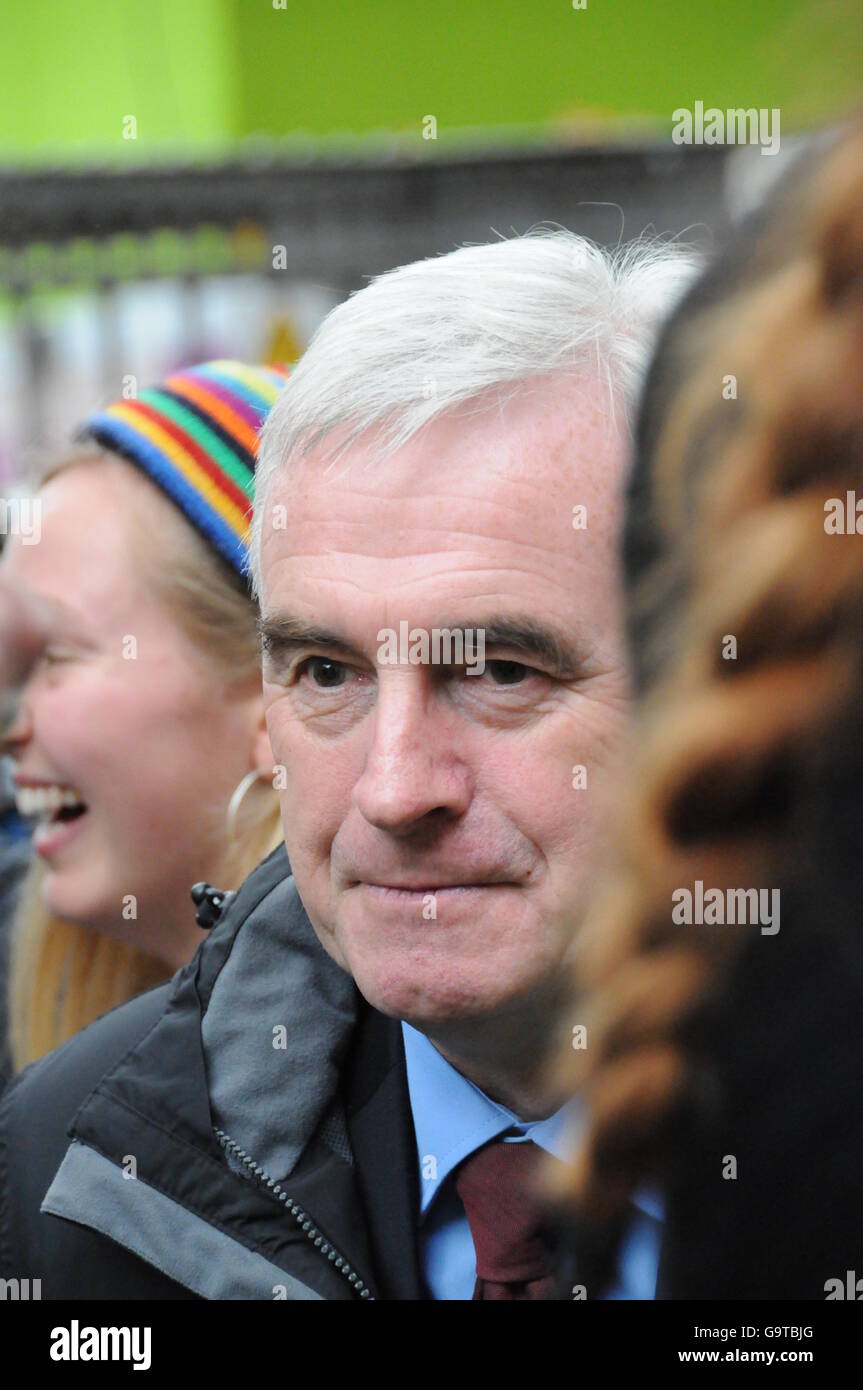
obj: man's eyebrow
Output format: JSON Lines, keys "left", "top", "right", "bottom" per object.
{"left": 437, "top": 615, "right": 596, "bottom": 678}
{"left": 257, "top": 612, "right": 596, "bottom": 679}
{"left": 257, "top": 614, "right": 363, "bottom": 668}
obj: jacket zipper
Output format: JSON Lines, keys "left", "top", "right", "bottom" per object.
{"left": 214, "top": 1127, "right": 375, "bottom": 1300}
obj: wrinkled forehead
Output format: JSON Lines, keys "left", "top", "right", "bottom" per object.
{"left": 259, "top": 374, "right": 627, "bottom": 578}
{"left": 256, "top": 378, "right": 630, "bottom": 682}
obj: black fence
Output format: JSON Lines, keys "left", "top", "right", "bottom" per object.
{"left": 0, "top": 144, "right": 732, "bottom": 468}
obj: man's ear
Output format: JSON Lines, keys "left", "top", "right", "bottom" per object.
{"left": 250, "top": 703, "right": 274, "bottom": 777}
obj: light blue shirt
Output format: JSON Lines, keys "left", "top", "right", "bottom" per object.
{"left": 401, "top": 1020, "right": 662, "bottom": 1300}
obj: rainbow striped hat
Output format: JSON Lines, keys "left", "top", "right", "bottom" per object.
{"left": 78, "top": 359, "right": 289, "bottom": 579}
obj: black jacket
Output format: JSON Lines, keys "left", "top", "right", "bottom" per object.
{"left": 0, "top": 845, "right": 428, "bottom": 1300}
{"left": 0, "top": 832, "right": 30, "bottom": 1093}
{"left": 2, "top": 842, "right": 719, "bottom": 1301}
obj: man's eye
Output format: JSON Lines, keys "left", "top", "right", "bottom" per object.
{"left": 302, "top": 657, "right": 348, "bottom": 688}
{"left": 486, "top": 660, "right": 530, "bottom": 686}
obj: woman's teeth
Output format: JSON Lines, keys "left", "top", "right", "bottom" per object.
{"left": 15, "top": 785, "right": 85, "bottom": 819}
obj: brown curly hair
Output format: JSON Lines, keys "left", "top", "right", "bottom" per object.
{"left": 560, "top": 118, "right": 863, "bottom": 1278}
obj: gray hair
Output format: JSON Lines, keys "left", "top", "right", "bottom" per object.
{"left": 250, "top": 229, "right": 699, "bottom": 597}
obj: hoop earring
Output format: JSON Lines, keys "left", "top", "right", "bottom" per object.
{"left": 226, "top": 768, "right": 268, "bottom": 840}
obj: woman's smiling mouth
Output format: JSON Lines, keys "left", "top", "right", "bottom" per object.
{"left": 14, "top": 780, "right": 89, "bottom": 857}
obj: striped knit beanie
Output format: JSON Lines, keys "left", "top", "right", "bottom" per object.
{"left": 78, "top": 360, "right": 290, "bottom": 579}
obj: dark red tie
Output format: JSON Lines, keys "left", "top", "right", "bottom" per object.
{"left": 454, "top": 1136, "right": 559, "bottom": 1300}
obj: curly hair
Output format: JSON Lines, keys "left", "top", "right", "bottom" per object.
{"left": 560, "top": 118, "right": 863, "bottom": 1295}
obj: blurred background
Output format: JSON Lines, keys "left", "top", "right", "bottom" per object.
{"left": 0, "top": 0, "right": 860, "bottom": 484}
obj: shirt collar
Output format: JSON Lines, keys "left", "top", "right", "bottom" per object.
{"left": 401, "top": 1020, "right": 581, "bottom": 1215}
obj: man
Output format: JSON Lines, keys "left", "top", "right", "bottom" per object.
{"left": 0, "top": 232, "right": 694, "bottom": 1299}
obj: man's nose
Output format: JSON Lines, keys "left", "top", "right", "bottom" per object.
{"left": 353, "top": 673, "right": 472, "bottom": 835}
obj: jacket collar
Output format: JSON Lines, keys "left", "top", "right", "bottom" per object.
{"left": 42, "top": 848, "right": 390, "bottom": 1299}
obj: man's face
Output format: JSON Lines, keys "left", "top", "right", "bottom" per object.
{"left": 259, "top": 373, "right": 630, "bottom": 1031}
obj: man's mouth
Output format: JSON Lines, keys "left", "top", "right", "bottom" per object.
{"left": 353, "top": 881, "right": 519, "bottom": 925}
{"left": 359, "top": 881, "right": 514, "bottom": 897}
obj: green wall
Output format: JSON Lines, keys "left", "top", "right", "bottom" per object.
{"left": 0, "top": 0, "right": 239, "bottom": 158}
{"left": 1, "top": 0, "right": 860, "bottom": 164}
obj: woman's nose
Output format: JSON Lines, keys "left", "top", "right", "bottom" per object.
{"left": 0, "top": 692, "right": 33, "bottom": 756}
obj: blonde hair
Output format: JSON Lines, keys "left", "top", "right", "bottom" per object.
{"left": 9, "top": 449, "right": 283, "bottom": 1070}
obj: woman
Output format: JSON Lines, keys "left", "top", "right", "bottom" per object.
{"left": 559, "top": 121, "right": 863, "bottom": 1298}
{"left": 0, "top": 360, "right": 288, "bottom": 1074}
